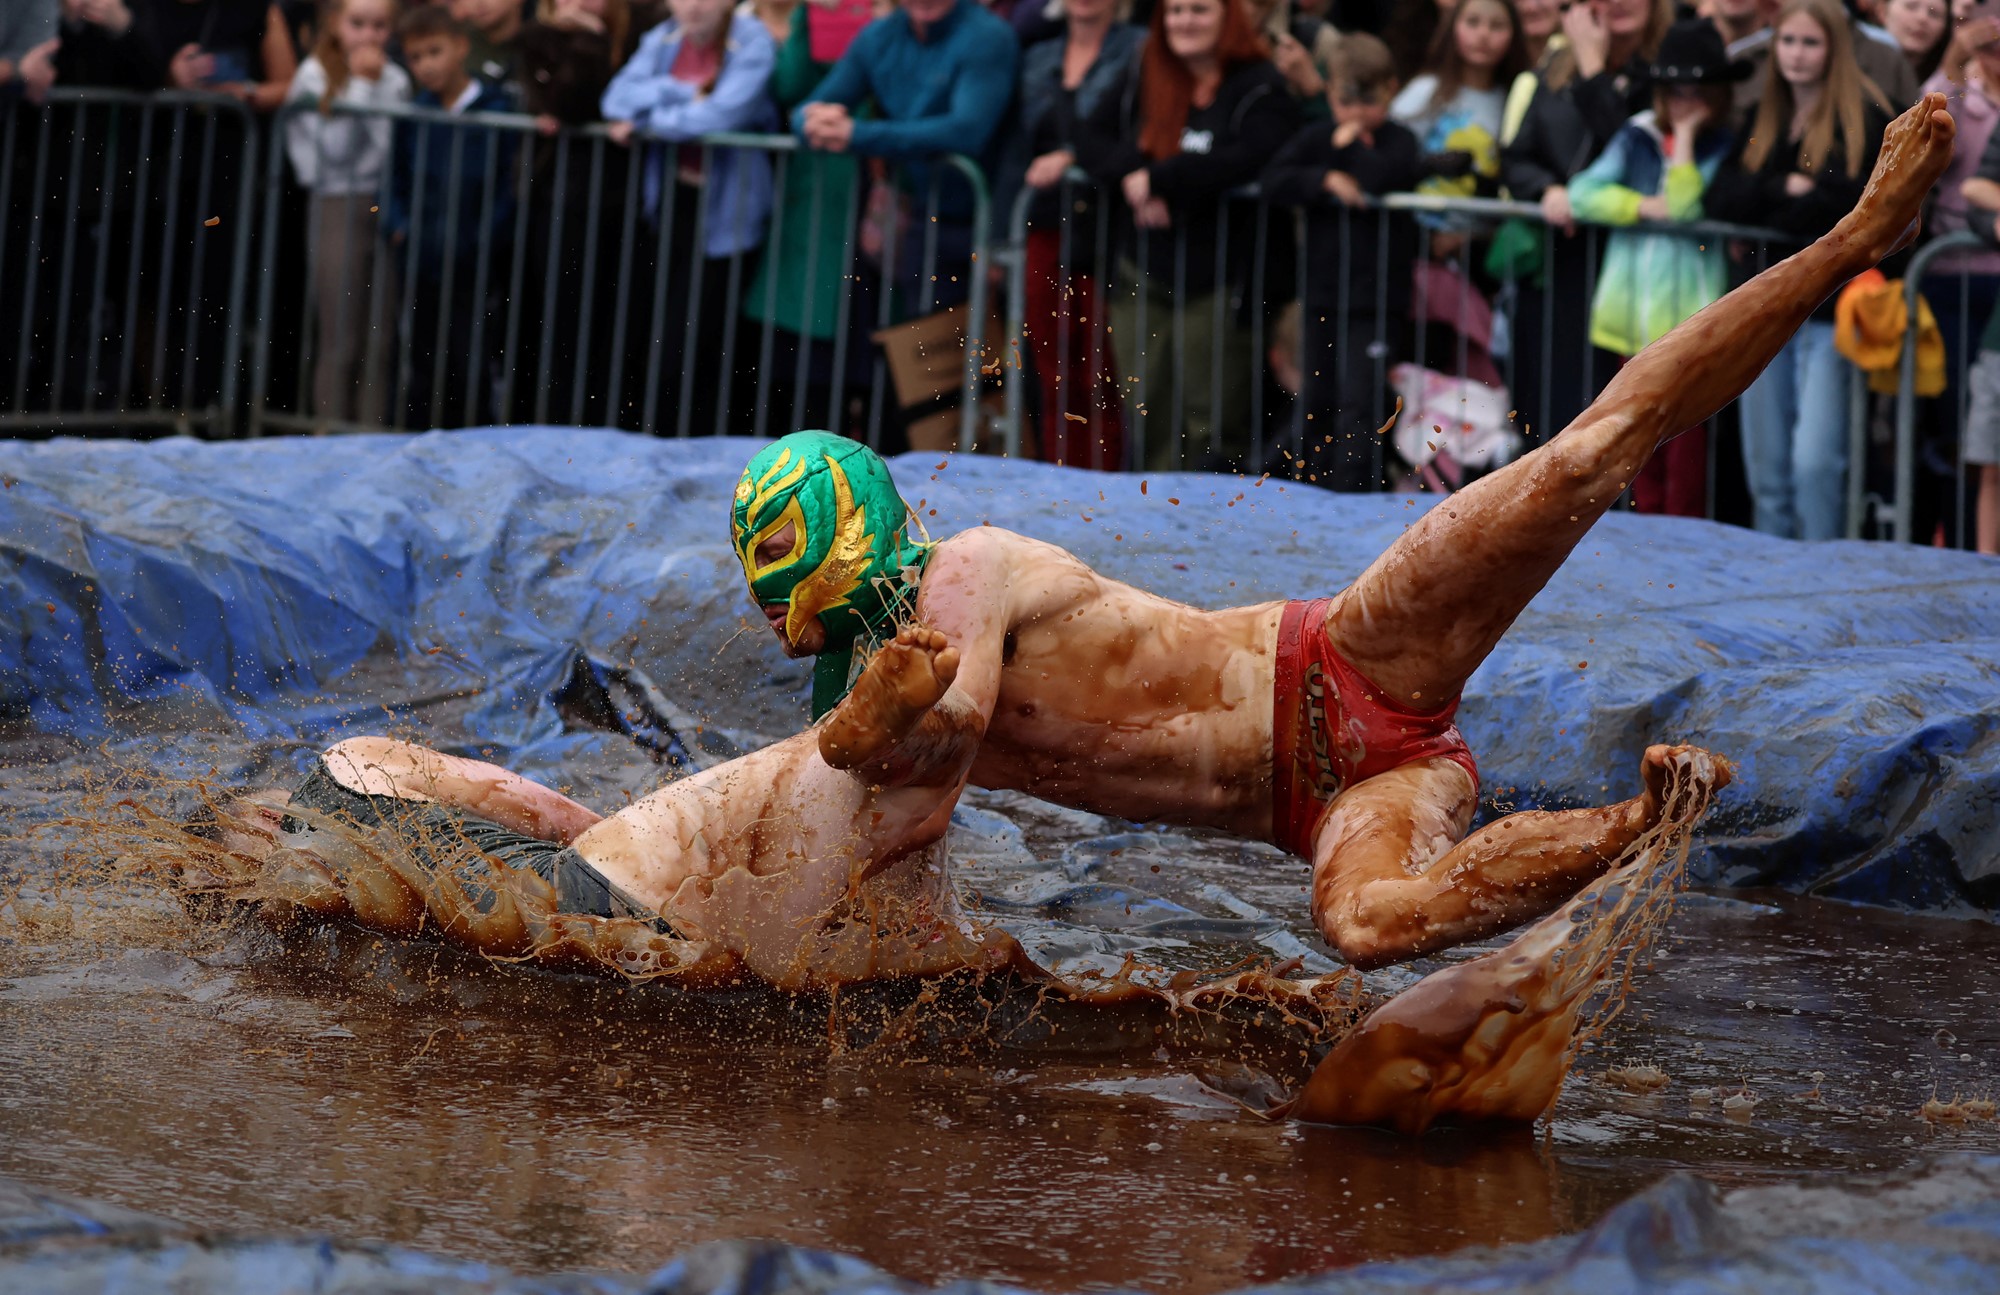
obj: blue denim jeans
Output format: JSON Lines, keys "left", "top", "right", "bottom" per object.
{"left": 1739, "top": 321, "right": 1850, "bottom": 541}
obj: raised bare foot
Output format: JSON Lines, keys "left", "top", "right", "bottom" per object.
{"left": 1845, "top": 93, "right": 1956, "bottom": 261}
{"left": 818, "top": 625, "right": 960, "bottom": 770}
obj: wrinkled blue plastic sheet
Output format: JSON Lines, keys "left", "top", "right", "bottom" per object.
{"left": 1, "top": 429, "right": 1995, "bottom": 909}
{"left": 5, "top": 1157, "right": 2000, "bottom": 1293}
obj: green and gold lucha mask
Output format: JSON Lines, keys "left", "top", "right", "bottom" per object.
{"left": 732, "top": 431, "right": 933, "bottom": 718}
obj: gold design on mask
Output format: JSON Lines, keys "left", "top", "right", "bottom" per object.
{"left": 784, "top": 454, "right": 874, "bottom": 644}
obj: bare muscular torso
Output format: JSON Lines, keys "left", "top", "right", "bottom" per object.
{"left": 916, "top": 527, "right": 1283, "bottom": 840}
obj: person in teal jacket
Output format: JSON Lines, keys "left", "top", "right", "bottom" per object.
{"left": 794, "top": 0, "right": 1017, "bottom": 327}
{"left": 1567, "top": 19, "right": 1744, "bottom": 516}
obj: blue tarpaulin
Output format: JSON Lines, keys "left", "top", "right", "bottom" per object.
{"left": 5, "top": 1157, "right": 2000, "bottom": 1293}
{"left": 1, "top": 428, "right": 1995, "bottom": 909}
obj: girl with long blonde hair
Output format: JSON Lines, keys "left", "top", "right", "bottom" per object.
{"left": 1708, "top": 0, "right": 1892, "bottom": 539}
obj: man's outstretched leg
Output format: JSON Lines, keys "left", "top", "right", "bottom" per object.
{"left": 313, "top": 736, "right": 603, "bottom": 844}
{"left": 1328, "top": 96, "right": 1955, "bottom": 709}
{"left": 1296, "top": 96, "right": 1951, "bottom": 965}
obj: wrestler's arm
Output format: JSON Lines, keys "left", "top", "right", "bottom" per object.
{"left": 1562, "top": 96, "right": 1953, "bottom": 463}
{"left": 817, "top": 542, "right": 1010, "bottom": 787}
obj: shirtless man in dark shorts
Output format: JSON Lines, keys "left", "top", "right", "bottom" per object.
{"left": 733, "top": 95, "right": 1956, "bottom": 971}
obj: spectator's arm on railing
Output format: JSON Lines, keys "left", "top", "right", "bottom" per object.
{"left": 842, "top": 39, "right": 1017, "bottom": 159}
{"left": 631, "top": 32, "right": 775, "bottom": 139}
{"left": 1146, "top": 80, "right": 1299, "bottom": 199}
{"left": 789, "top": 32, "right": 873, "bottom": 135}
{"left": 1259, "top": 123, "right": 1336, "bottom": 207}
{"left": 601, "top": 30, "right": 677, "bottom": 129}
{"left": 1566, "top": 130, "right": 1643, "bottom": 226}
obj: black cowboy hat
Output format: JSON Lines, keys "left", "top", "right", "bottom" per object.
{"left": 1644, "top": 19, "right": 1756, "bottom": 84}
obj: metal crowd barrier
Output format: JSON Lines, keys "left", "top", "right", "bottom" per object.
{"left": 247, "top": 102, "right": 992, "bottom": 451}
{"left": 1002, "top": 178, "right": 1935, "bottom": 538}
{"left": 3, "top": 85, "right": 1990, "bottom": 547}
{"left": 0, "top": 88, "right": 259, "bottom": 436}
{"left": 1897, "top": 230, "right": 1988, "bottom": 549}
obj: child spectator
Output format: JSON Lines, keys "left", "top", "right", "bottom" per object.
{"left": 1260, "top": 33, "right": 1421, "bottom": 490}
{"left": 1568, "top": 18, "right": 1741, "bottom": 517}
{"left": 1391, "top": 0, "right": 1526, "bottom": 201}
{"left": 602, "top": 0, "right": 777, "bottom": 434}
{"left": 450, "top": 0, "right": 524, "bottom": 91}
{"left": 383, "top": 2, "right": 516, "bottom": 428}
{"left": 1708, "top": 0, "right": 1890, "bottom": 539}
{"left": 286, "top": 0, "right": 410, "bottom": 427}
{"left": 1075, "top": 0, "right": 1299, "bottom": 471}
{"left": 1002, "top": 0, "right": 1143, "bottom": 468}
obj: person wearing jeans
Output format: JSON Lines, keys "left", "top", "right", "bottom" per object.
{"left": 1738, "top": 321, "right": 1851, "bottom": 538}
{"left": 1707, "top": 0, "right": 1891, "bottom": 538}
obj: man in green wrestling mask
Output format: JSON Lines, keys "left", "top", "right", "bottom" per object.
{"left": 733, "top": 430, "right": 936, "bottom": 720}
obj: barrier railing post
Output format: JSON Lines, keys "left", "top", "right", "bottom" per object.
{"left": 1004, "top": 183, "right": 1031, "bottom": 460}
{"left": 1891, "top": 231, "right": 1984, "bottom": 544}
{"left": 248, "top": 102, "right": 295, "bottom": 438}
{"left": 947, "top": 154, "right": 993, "bottom": 455}
{"left": 218, "top": 99, "right": 259, "bottom": 436}
{"left": 1846, "top": 363, "right": 1868, "bottom": 539}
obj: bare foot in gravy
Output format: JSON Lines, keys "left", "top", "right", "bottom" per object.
{"left": 819, "top": 625, "right": 960, "bottom": 770}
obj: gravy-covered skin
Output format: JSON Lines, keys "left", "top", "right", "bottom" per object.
{"left": 921, "top": 532, "right": 1283, "bottom": 837}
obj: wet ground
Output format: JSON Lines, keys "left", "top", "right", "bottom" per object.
{"left": 5, "top": 781, "right": 1999, "bottom": 1294}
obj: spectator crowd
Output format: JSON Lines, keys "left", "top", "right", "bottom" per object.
{"left": 1, "top": 0, "right": 1996, "bottom": 551}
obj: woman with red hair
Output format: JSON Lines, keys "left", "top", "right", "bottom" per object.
{"left": 1078, "top": 0, "right": 1300, "bottom": 472}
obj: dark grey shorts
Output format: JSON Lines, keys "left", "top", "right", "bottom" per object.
{"left": 286, "top": 759, "right": 659, "bottom": 925}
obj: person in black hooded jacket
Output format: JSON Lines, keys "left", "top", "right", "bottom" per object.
{"left": 1077, "top": 0, "right": 1298, "bottom": 473}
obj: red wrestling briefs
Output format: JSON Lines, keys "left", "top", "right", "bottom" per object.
{"left": 1270, "top": 598, "right": 1480, "bottom": 859}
